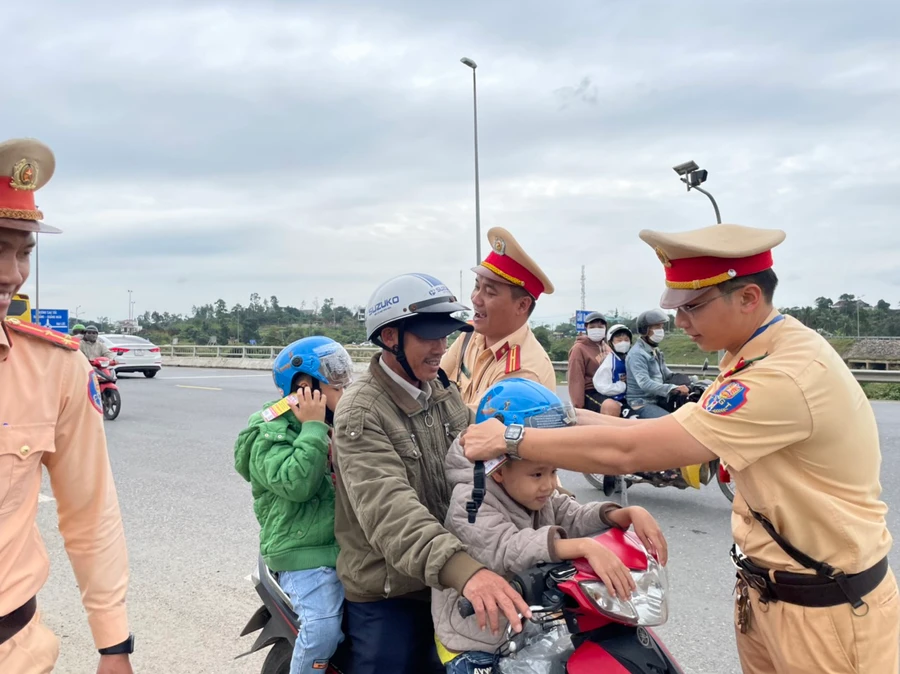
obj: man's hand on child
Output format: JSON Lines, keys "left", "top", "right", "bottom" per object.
{"left": 581, "top": 540, "right": 636, "bottom": 599}
{"left": 608, "top": 506, "right": 669, "bottom": 566}
{"left": 290, "top": 387, "right": 327, "bottom": 424}
{"left": 462, "top": 568, "right": 532, "bottom": 637}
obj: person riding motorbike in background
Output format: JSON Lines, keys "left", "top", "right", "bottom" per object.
{"left": 624, "top": 309, "right": 689, "bottom": 419}
{"left": 79, "top": 325, "right": 114, "bottom": 361}
{"left": 591, "top": 324, "right": 632, "bottom": 417}
{"left": 566, "top": 311, "right": 610, "bottom": 412}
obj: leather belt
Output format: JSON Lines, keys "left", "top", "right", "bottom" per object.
{"left": 0, "top": 596, "right": 37, "bottom": 645}
{"left": 734, "top": 554, "right": 888, "bottom": 609}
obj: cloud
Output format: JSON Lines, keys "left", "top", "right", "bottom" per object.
{"left": 3, "top": 0, "right": 899, "bottom": 325}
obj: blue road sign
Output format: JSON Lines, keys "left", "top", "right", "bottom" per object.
{"left": 30, "top": 309, "right": 69, "bottom": 334}
{"left": 575, "top": 310, "right": 598, "bottom": 333}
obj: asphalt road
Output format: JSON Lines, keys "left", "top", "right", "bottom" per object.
{"left": 36, "top": 367, "right": 900, "bottom": 674}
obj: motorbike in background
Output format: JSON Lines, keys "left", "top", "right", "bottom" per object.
{"left": 90, "top": 357, "right": 122, "bottom": 421}
{"left": 583, "top": 364, "right": 736, "bottom": 504}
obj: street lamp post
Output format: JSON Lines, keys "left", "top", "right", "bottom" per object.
{"left": 34, "top": 234, "right": 40, "bottom": 320}
{"left": 128, "top": 290, "right": 133, "bottom": 321}
{"left": 460, "top": 57, "right": 482, "bottom": 265}
{"left": 857, "top": 295, "right": 866, "bottom": 338}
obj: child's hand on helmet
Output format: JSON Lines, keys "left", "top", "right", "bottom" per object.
{"left": 290, "top": 386, "right": 327, "bottom": 424}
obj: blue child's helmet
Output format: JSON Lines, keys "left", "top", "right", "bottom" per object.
{"left": 475, "top": 378, "right": 576, "bottom": 429}
{"left": 272, "top": 336, "right": 355, "bottom": 397}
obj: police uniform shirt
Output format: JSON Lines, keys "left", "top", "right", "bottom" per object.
{"left": 442, "top": 322, "right": 556, "bottom": 407}
{"left": 0, "top": 320, "right": 131, "bottom": 648}
{"left": 672, "top": 311, "right": 891, "bottom": 575}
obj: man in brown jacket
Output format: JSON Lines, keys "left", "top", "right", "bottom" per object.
{"left": 331, "top": 273, "right": 529, "bottom": 674}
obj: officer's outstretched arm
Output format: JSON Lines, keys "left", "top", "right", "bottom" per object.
{"left": 462, "top": 416, "right": 715, "bottom": 474}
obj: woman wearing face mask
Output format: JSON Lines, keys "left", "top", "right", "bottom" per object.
{"left": 624, "top": 309, "right": 689, "bottom": 419}
{"left": 591, "top": 324, "right": 633, "bottom": 417}
{"left": 566, "top": 312, "right": 610, "bottom": 412}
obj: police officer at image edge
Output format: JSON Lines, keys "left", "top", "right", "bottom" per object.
{"left": 0, "top": 138, "right": 134, "bottom": 674}
{"left": 459, "top": 222, "right": 898, "bottom": 673}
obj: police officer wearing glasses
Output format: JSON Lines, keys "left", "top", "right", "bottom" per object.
{"left": 462, "top": 223, "right": 897, "bottom": 673}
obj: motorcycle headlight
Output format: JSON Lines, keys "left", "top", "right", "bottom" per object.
{"left": 578, "top": 556, "right": 669, "bottom": 626}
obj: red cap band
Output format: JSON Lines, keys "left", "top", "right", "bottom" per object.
{"left": 665, "top": 251, "right": 774, "bottom": 289}
{"left": 481, "top": 251, "right": 546, "bottom": 298}
{"left": 0, "top": 179, "right": 38, "bottom": 215}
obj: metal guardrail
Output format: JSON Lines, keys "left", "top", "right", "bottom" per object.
{"left": 160, "top": 345, "right": 900, "bottom": 383}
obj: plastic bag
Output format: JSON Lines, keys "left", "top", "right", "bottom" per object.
{"left": 496, "top": 624, "right": 574, "bottom": 674}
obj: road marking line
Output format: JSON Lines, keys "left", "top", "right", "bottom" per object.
{"left": 161, "top": 374, "right": 269, "bottom": 380}
{"left": 175, "top": 385, "right": 223, "bottom": 391}
{"left": 39, "top": 493, "right": 55, "bottom": 503}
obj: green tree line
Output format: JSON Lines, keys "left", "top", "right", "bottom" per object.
{"left": 74, "top": 293, "right": 899, "bottom": 359}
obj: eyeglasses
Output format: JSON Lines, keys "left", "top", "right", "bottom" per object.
{"left": 677, "top": 287, "right": 742, "bottom": 315}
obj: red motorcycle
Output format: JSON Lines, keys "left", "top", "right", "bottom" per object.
{"left": 237, "top": 527, "right": 682, "bottom": 673}
{"left": 90, "top": 357, "right": 122, "bottom": 421}
{"left": 457, "top": 527, "right": 683, "bottom": 673}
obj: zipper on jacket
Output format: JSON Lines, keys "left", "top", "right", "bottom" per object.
{"left": 444, "top": 422, "right": 451, "bottom": 440}
{"left": 409, "top": 433, "right": 421, "bottom": 458}
{"left": 384, "top": 574, "right": 391, "bottom": 597}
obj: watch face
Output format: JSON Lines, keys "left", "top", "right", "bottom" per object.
{"left": 504, "top": 425, "right": 523, "bottom": 441}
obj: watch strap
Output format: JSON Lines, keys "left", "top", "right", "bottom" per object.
{"left": 99, "top": 634, "right": 134, "bottom": 655}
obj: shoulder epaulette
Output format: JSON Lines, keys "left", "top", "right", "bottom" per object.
{"left": 505, "top": 344, "right": 521, "bottom": 375}
{"left": 4, "top": 318, "right": 79, "bottom": 351}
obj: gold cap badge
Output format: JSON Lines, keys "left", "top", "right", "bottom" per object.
{"left": 10, "top": 158, "right": 39, "bottom": 191}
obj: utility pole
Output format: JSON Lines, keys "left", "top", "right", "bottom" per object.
{"left": 580, "top": 265, "right": 586, "bottom": 311}
{"left": 128, "top": 289, "right": 133, "bottom": 321}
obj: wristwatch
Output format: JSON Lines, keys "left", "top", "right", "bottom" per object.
{"left": 504, "top": 424, "right": 525, "bottom": 459}
{"left": 99, "top": 634, "right": 134, "bottom": 656}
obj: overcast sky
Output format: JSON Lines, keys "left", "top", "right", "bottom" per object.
{"left": 4, "top": 0, "right": 899, "bottom": 326}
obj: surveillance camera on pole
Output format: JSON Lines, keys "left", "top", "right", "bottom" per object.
{"left": 672, "top": 160, "right": 721, "bottom": 224}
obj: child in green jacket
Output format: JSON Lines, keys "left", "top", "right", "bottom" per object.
{"left": 234, "top": 336, "right": 354, "bottom": 673}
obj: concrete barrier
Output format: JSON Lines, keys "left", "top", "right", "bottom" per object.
{"left": 160, "top": 345, "right": 900, "bottom": 383}
{"left": 163, "top": 355, "right": 370, "bottom": 374}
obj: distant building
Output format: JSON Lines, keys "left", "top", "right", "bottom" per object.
{"left": 833, "top": 299, "right": 871, "bottom": 311}
{"left": 117, "top": 318, "right": 141, "bottom": 334}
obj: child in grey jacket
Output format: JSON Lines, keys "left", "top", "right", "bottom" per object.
{"left": 432, "top": 439, "right": 668, "bottom": 673}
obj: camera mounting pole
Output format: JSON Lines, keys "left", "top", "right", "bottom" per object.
{"left": 672, "top": 160, "right": 722, "bottom": 224}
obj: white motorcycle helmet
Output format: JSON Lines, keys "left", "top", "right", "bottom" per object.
{"left": 365, "top": 273, "right": 472, "bottom": 381}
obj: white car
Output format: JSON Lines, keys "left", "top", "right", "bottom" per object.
{"left": 99, "top": 334, "right": 162, "bottom": 378}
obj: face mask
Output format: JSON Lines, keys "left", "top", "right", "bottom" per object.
{"left": 587, "top": 328, "right": 606, "bottom": 343}
{"left": 649, "top": 329, "right": 665, "bottom": 345}
{"left": 614, "top": 341, "right": 631, "bottom": 354}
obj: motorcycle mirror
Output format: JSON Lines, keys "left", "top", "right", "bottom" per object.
{"left": 702, "top": 358, "right": 709, "bottom": 372}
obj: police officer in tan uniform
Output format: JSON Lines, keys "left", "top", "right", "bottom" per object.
{"left": 461, "top": 223, "right": 898, "bottom": 673}
{"left": 441, "top": 227, "right": 556, "bottom": 407}
{"left": 0, "top": 139, "right": 134, "bottom": 674}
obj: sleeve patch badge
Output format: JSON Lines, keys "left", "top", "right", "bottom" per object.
{"left": 88, "top": 372, "right": 103, "bottom": 414}
{"left": 703, "top": 380, "right": 749, "bottom": 416}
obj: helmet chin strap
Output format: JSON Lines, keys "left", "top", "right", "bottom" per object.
{"left": 374, "top": 323, "right": 420, "bottom": 385}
